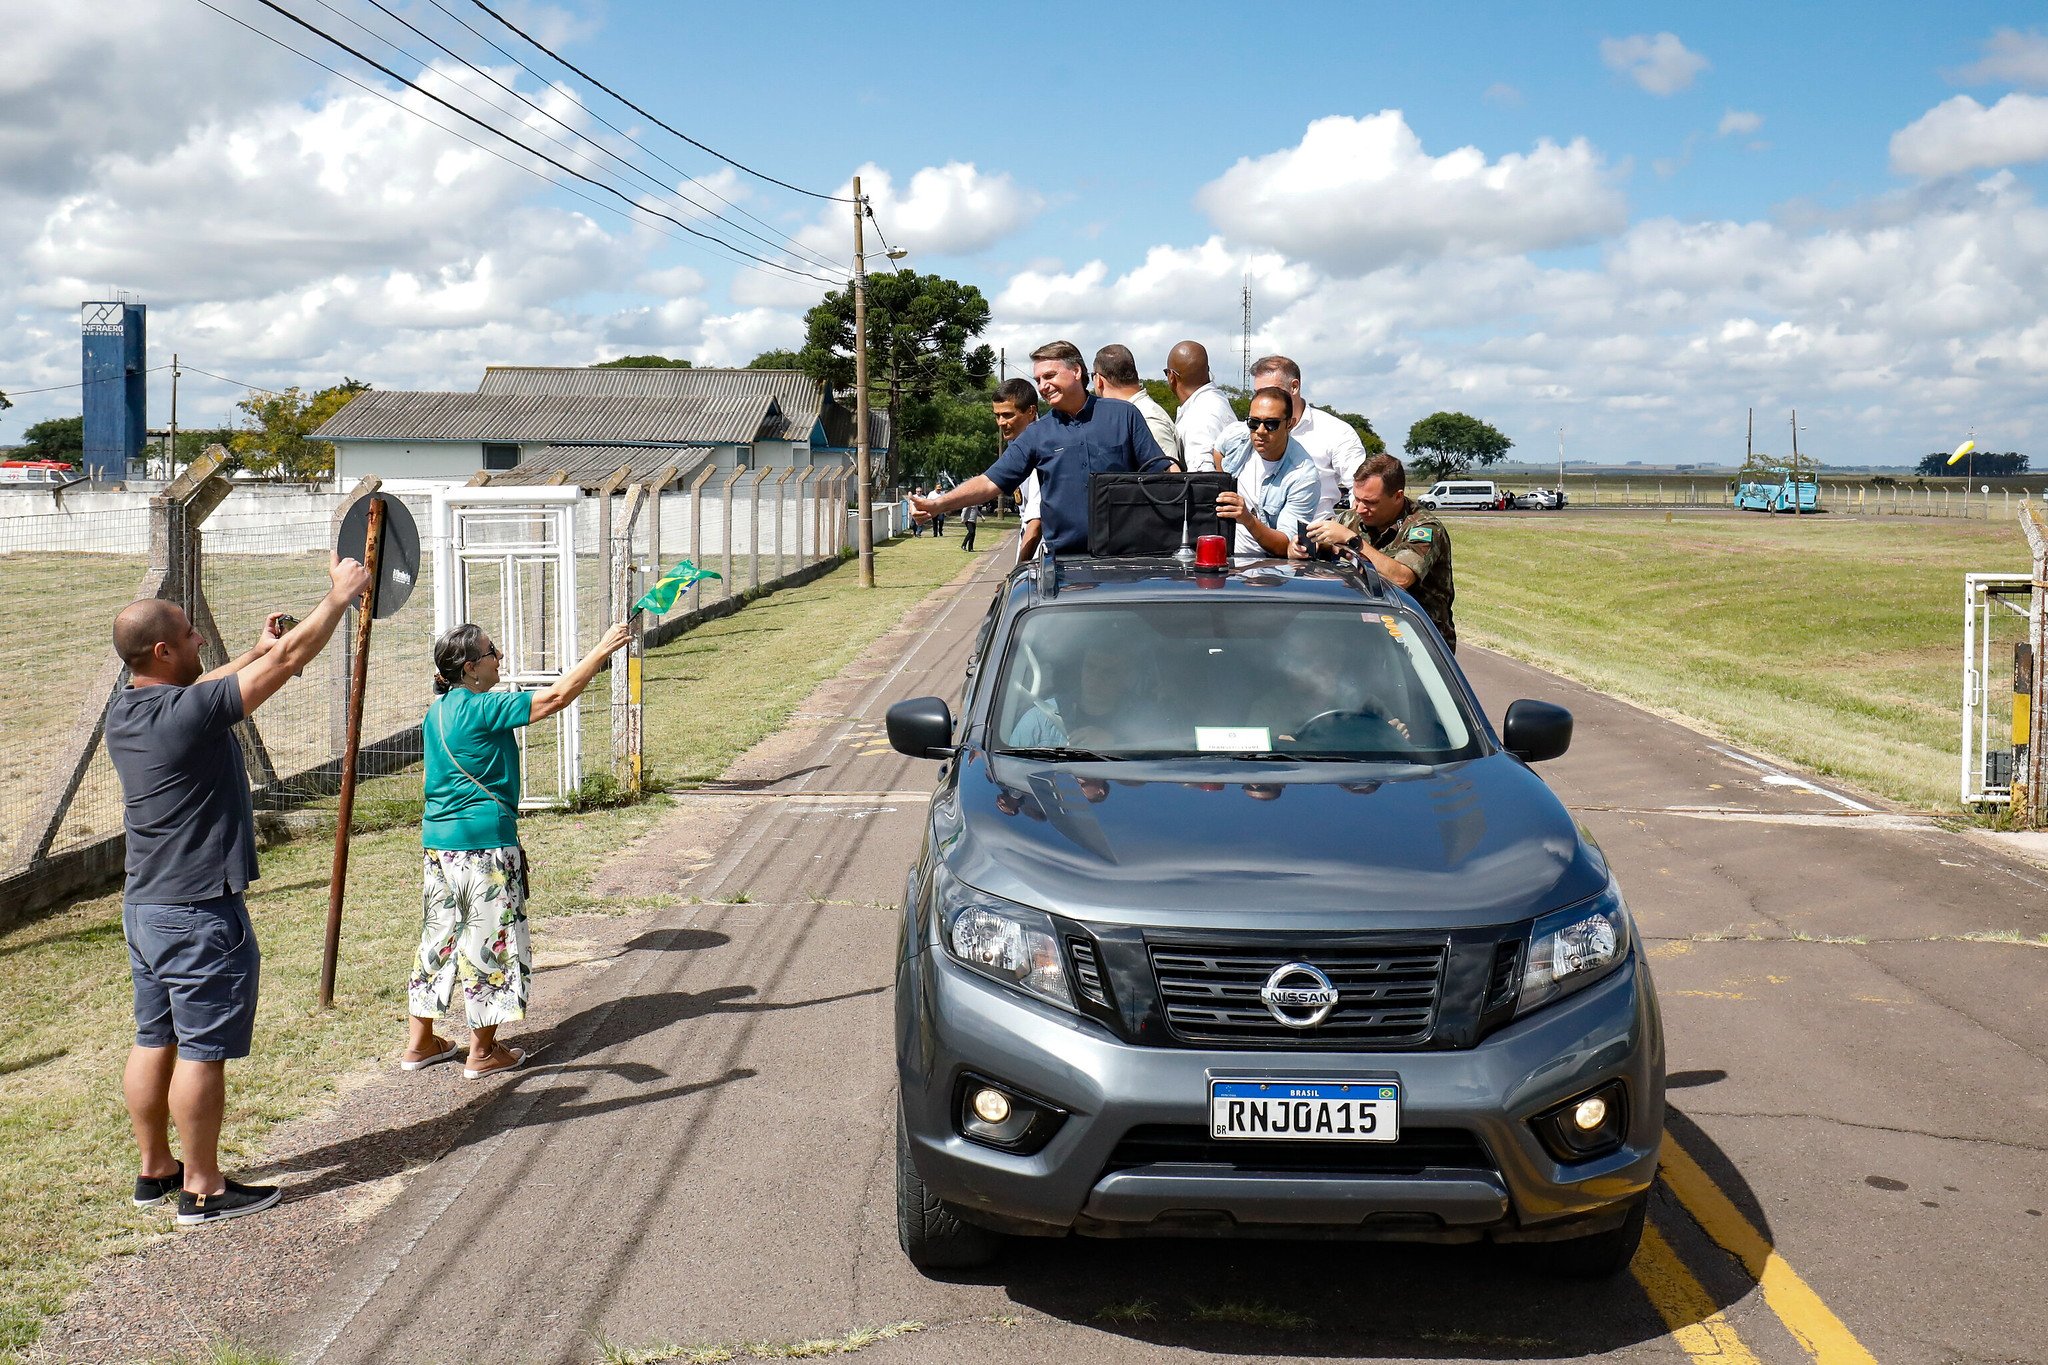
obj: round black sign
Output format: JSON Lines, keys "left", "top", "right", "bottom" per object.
{"left": 335, "top": 491, "right": 421, "bottom": 620}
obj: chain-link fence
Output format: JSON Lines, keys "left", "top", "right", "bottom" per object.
{"left": 0, "top": 457, "right": 856, "bottom": 928}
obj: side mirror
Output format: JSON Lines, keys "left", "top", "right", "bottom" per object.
{"left": 1502, "top": 699, "right": 1572, "bottom": 763}
{"left": 887, "top": 696, "right": 956, "bottom": 759}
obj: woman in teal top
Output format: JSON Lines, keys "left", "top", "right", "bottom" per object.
{"left": 402, "top": 620, "right": 629, "bottom": 1078}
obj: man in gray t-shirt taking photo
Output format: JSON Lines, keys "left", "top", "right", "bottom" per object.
{"left": 105, "top": 551, "right": 368, "bottom": 1226}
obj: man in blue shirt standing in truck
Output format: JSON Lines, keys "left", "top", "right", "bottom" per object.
{"left": 910, "top": 340, "right": 1167, "bottom": 553}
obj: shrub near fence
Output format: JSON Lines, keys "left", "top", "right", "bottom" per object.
{"left": 0, "top": 453, "right": 856, "bottom": 929}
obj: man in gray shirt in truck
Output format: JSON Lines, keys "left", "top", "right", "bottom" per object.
{"left": 106, "top": 550, "right": 368, "bottom": 1225}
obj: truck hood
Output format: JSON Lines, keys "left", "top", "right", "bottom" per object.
{"left": 934, "top": 752, "right": 1609, "bottom": 931}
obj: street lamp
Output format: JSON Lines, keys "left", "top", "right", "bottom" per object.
{"left": 852, "top": 173, "right": 906, "bottom": 589}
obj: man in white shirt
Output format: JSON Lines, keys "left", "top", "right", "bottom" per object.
{"left": 1165, "top": 340, "right": 1238, "bottom": 472}
{"left": 1215, "top": 387, "right": 1321, "bottom": 558}
{"left": 991, "top": 378, "right": 1043, "bottom": 558}
{"left": 1092, "top": 344, "right": 1180, "bottom": 467}
{"left": 1245, "top": 354, "right": 1365, "bottom": 519}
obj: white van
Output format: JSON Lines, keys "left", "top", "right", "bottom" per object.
{"left": 1419, "top": 479, "right": 1499, "bottom": 511}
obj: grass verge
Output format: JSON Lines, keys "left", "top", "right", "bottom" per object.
{"left": 597, "top": 1321, "right": 923, "bottom": 1364}
{"left": 0, "top": 529, "right": 1002, "bottom": 1360}
{"left": 1451, "top": 512, "right": 2031, "bottom": 811}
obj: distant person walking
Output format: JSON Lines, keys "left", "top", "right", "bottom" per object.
{"left": 403, "top": 620, "right": 632, "bottom": 1079}
{"left": 1165, "top": 340, "right": 1238, "bottom": 472}
{"left": 960, "top": 498, "right": 981, "bottom": 552}
{"left": 107, "top": 552, "right": 369, "bottom": 1226}
{"left": 903, "top": 491, "right": 921, "bottom": 537}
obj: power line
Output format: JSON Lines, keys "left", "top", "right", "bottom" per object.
{"left": 420, "top": 0, "right": 848, "bottom": 273}
{"left": 327, "top": 0, "right": 846, "bottom": 275}
{"left": 1, "top": 365, "right": 175, "bottom": 397}
{"left": 188, "top": 0, "right": 829, "bottom": 285}
{"left": 236, "top": 0, "right": 842, "bottom": 285}
{"left": 465, "top": 0, "right": 855, "bottom": 204}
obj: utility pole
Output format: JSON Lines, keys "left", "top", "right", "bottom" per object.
{"left": 167, "top": 353, "right": 180, "bottom": 479}
{"left": 853, "top": 175, "right": 874, "bottom": 588}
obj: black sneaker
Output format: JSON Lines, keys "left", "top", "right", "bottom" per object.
{"left": 176, "top": 1178, "right": 281, "bottom": 1227}
{"left": 132, "top": 1162, "right": 185, "bottom": 1208}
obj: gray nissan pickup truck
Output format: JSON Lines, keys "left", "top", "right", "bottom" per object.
{"left": 886, "top": 552, "right": 1664, "bottom": 1276}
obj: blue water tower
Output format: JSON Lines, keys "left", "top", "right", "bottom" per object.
{"left": 81, "top": 300, "right": 146, "bottom": 482}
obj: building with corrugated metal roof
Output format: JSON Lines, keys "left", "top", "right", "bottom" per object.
{"left": 315, "top": 366, "right": 889, "bottom": 489}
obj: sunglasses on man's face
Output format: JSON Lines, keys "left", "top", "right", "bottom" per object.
{"left": 1245, "top": 416, "right": 1287, "bottom": 432}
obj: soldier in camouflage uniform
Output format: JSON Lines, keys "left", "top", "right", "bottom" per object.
{"left": 1295, "top": 453, "right": 1456, "bottom": 650}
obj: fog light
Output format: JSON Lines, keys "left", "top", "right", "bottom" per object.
{"left": 955, "top": 1073, "right": 1067, "bottom": 1154}
{"left": 971, "top": 1088, "right": 1012, "bottom": 1124}
{"left": 1531, "top": 1080, "right": 1629, "bottom": 1163}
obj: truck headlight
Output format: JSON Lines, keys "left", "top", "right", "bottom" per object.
{"left": 941, "top": 886, "right": 1074, "bottom": 1013}
{"left": 1515, "top": 884, "right": 1632, "bottom": 1017}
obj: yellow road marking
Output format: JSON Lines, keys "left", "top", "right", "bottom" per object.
{"left": 1663, "top": 1135, "right": 1880, "bottom": 1364}
{"left": 1632, "top": 1220, "right": 1762, "bottom": 1362}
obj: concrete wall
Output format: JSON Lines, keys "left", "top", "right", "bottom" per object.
{"left": 333, "top": 441, "right": 490, "bottom": 485}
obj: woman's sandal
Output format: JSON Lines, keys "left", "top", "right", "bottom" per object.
{"left": 400, "top": 1040, "right": 460, "bottom": 1071}
{"left": 463, "top": 1044, "right": 527, "bottom": 1080}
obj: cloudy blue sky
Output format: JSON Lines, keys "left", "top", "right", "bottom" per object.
{"left": 4, "top": 0, "right": 2046, "bottom": 466}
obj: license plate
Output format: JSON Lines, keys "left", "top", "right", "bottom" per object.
{"left": 1209, "top": 1079, "right": 1400, "bottom": 1142}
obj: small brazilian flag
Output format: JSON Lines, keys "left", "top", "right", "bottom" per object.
{"left": 633, "top": 558, "right": 723, "bottom": 615}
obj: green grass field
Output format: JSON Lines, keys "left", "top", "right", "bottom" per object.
{"left": 1451, "top": 511, "right": 2033, "bottom": 810}
{"left": 0, "top": 528, "right": 1002, "bottom": 1360}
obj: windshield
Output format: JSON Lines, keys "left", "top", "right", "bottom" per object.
{"left": 990, "top": 601, "right": 1480, "bottom": 761}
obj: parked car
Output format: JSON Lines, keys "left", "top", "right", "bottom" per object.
{"left": 886, "top": 553, "right": 1665, "bottom": 1278}
{"left": 1512, "top": 488, "right": 1569, "bottom": 510}
{"left": 1418, "top": 479, "right": 1500, "bottom": 511}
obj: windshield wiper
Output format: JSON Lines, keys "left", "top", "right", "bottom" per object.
{"left": 1225, "top": 750, "right": 1367, "bottom": 762}
{"left": 997, "top": 745, "right": 1120, "bottom": 762}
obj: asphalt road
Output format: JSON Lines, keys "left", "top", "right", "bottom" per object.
{"left": 271, "top": 547, "right": 2048, "bottom": 1365}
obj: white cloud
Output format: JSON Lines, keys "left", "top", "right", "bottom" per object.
{"left": 1482, "top": 83, "right": 1523, "bottom": 107}
{"left": 983, "top": 171, "right": 2048, "bottom": 465}
{"left": 1600, "top": 33, "right": 1710, "bottom": 96}
{"left": 1951, "top": 28, "right": 2048, "bottom": 87}
{"left": 861, "top": 162, "right": 1042, "bottom": 257}
{"left": 1194, "top": 112, "right": 1626, "bottom": 273}
{"left": 1890, "top": 93, "right": 2048, "bottom": 176}
{"left": 1719, "top": 109, "right": 1764, "bottom": 136}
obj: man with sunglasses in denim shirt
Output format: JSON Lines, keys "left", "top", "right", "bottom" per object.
{"left": 1214, "top": 387, "right": 1321, "bottom": 558}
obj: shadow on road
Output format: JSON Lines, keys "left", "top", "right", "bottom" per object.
{"left": 937, "top": 1103, "right": 1776, "bottom": 1359}
{"left": 255, "top": 982, "right": 884, "bottom": 1205}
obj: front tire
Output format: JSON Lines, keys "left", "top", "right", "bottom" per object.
{"left": 896, "top": 1109, "right": 1002, "bottom": 1271}
{"left": 1543, "top": 1197, "right": 1648, "bottom": 1279}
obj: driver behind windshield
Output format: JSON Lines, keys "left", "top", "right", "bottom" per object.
{"left": 1005, "top": 633, "right": 1168, "bottom": 750}
{"left": 1276, "top": 623, "right": 1415, "bottom": 753}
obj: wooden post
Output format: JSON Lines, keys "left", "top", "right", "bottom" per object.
{"left": 321, "top": 495, "right": 385, "bottom": 1008}
{"left": 610, "top": 483, "right": 646, "bottom": 789}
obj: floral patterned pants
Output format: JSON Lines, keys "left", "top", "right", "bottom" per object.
{"left": 410, "top": 846, "right": 530, "bottom": 1028}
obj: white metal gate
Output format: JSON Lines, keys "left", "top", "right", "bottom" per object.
{"left": 1961, "top": 572, "right": 2033, "bottom": 806}
{"left": 433, "top": 487, "right": 581, "bottom": 809}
